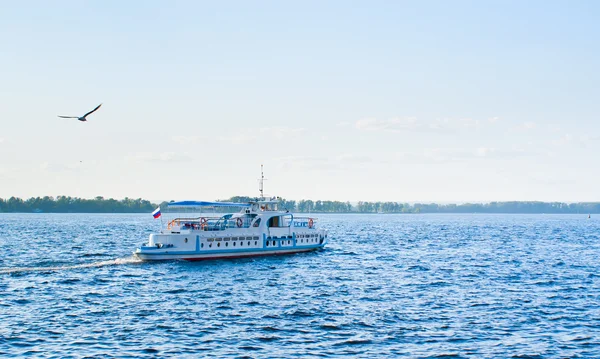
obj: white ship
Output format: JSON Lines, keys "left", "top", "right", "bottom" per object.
{"left": 134, "top": 168, "right": 328, "bottom": 261}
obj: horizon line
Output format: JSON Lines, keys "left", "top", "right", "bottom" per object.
{"left": 2, "top": 195, "right": 600, "bottom": 205}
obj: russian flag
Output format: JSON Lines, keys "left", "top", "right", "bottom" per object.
{"left": 152, "top": 207, "right": 161, "bottom": 219}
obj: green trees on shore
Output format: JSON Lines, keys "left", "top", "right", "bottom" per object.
{"left": 0, "top": 196, "right": 155, "bottom": 213}
{"left": 0, "top": 196, "right": 599, "bottom": 214}
{"left": 221, "top": 197, "right": 600, "bottom": 214}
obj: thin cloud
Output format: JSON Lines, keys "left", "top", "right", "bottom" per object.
{"left": 219, "top": 127, "right": 305, "bottom": 144}
{"left": 171, "top": 135, "right": 206, "bottom": 145}
{"left": 458, "top": 118, "right": 481, "bottom": 129}
{"left": 513, "top": 121, "right": 537, "bottom": 131}
{"left": 40, "top": 162, "right": 82, "bottom": 172}
{"left": 547, "top": 124, "right": 562, "bottom": 133}
{"left": 552, "top": 134, "right": 573, "bottom": 146}
{"left": 432, "top": 118, "right": 482, "bottom": 130}
{"left": 125, "top": 152, "right": 192, "bottom": 163}
{"left": 276, "top": 153, "right": 374, "bottom": 172}
{"left": 258, "top": 127, "right": 305, "bottom": 139}
{"left": 356, "top": 116, "right": 494, "bottom": 133}
{"left": 394, "top": 147, "right": 530, "bottom": 163}
{"left": 473, "top": 147, "right": 527, "bottom": 158}
{"left": 218, "top": 133, "right": 256, "bottom": 145}
{"left": 355, "top": 117, "right": 419, "bottom": 132}
{"left": 552, "top": 134, "right": 598, "bottom": 148}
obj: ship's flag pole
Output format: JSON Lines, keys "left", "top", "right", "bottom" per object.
{"left": 152, "top": 206, "right": 162, "bottom": 232}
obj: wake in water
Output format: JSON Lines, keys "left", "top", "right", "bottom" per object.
{"left": 0, "top": 256, "right": 142, "bottom": 274}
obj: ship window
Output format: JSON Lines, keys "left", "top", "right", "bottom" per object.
{"left": 185, "top": 238, "right": 188, "bottom": 243}
{"left": 288, "top": 240, "right": 291, "bottom": 245}
{"left": 217, "top": 243, "right": 220, "bottom": 247}
{"left": 248, "top": 241, "right": 250, "bottom": 246}
{"left": 226, "top": 242, "right": 228, "bottom": 247}
{"left": 233, "top": 242, "right": 236, "bottom": 246}
{"left": 255, "top": 241, "right": 257, "bottom": 245}
{"left": 209, "top": 244, "right": 212, "bottom": 248}
{"left": 240, "top": 242, "right": 243, "bottom": 246}
{"left": 201, "top": 243, "right": 204, "bottom": 248}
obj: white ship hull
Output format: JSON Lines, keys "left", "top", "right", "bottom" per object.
{"left": 135, "top": 222, "right": 328, "bottom": 262}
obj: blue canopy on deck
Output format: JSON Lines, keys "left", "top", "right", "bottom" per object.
{"left": 167, "top": 201, "right": 251, "bottom": 208}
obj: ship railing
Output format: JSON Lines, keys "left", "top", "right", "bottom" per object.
{"left": 167, "top": 216, "right": 221, "bottom": 230}
{"left": 167, "top": 216, "right": 254, "bottom": 231}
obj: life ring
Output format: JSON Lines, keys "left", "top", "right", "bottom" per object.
{"left": 308, "top": 218, "right": 314, "bottom": 229}
{"left": 236, "top": 218, "right": 243, "bottom": 228}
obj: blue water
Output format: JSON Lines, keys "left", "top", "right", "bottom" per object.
{"left": 1, "top": 213, "right": 600, "bottom": 358}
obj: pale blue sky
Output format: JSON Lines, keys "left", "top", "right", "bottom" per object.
{"left": 1, "top": 1, "right": 598, "bottom": 202}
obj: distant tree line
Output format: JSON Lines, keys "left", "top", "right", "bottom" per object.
{"left": 0, "top": 196, "right": 155, "bottom": 213}
{"left": 1, "top": 196, "right": 599, "bottom": 214}
{"left": 223, "top": 197, "right": 600, "bottom": 214}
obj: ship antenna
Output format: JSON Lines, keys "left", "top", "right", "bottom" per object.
{"left": 259, "top": 164, "right": 266, "bottom": 200}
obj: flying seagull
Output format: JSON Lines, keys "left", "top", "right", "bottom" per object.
{"left": 58, "top": 103, "right": 102, "bottom": 122}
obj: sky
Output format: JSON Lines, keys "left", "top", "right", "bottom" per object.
{"left": 1, "top": 0, "right": 599, "bottom": 203}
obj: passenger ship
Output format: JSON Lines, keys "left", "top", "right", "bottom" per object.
{"left": 134, "top": 170, "right": 328, "bottom": 261}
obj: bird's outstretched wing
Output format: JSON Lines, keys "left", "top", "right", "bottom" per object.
{"left": 58, "top": 116, "right": 78, "bottom": 118}
{"left": 83, "top": 103, "right": 102, "bottom": 118}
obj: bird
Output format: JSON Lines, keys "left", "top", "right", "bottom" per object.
{"left": 58, "top": 103, "right": 102, "bottom": 122}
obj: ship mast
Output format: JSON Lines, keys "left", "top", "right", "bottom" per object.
{"left": 259, "top": 165, "right": 265, "bottom": 200}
